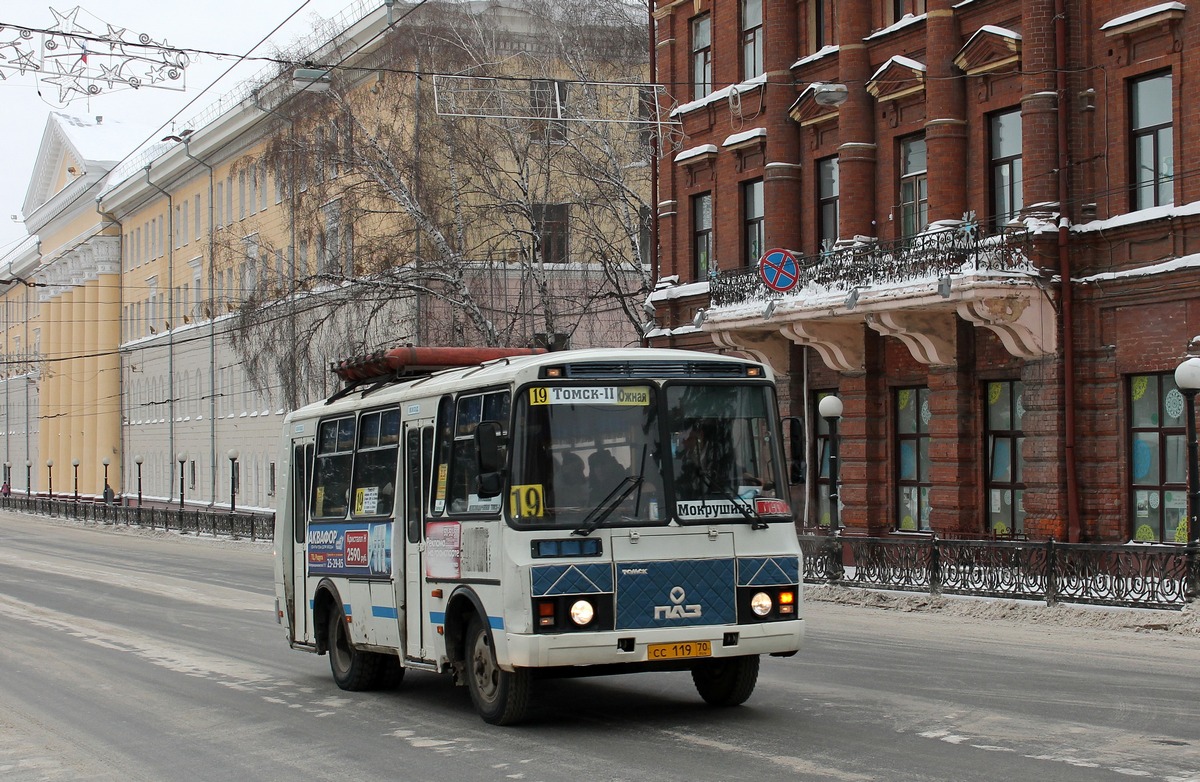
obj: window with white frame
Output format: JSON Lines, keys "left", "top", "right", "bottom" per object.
{"left": 741, "top": 0, "right": 763, "bottom": 80}
{"left": 899, "top": 135, "right": 928, "bottom": 240}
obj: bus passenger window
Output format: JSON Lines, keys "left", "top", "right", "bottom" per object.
{"left": 351, "top": 408, "right": 400, "bottom": 517}
{"left": 313, "top": 416, "right": 355, "bottom": 518}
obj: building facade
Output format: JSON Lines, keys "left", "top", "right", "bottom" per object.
{"left": 645, "top": 0, "right": 1200, "bottom": 543}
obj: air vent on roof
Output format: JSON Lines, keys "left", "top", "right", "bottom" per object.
{"left": 562, "top": 361, "right": 752, "bottom": 379}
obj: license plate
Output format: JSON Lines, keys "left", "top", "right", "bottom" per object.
{"left": 647, "top": 640, "right": 712, "bottom": 660}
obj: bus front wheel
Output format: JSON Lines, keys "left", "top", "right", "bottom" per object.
{"left": 691, "top": 655, "right": 760, "bottom": 707}
{"left": 465, "top": 615, "right": 530, "bottom": 725}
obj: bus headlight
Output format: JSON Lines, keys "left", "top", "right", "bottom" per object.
{"left": 750, "top": 592, "right": 773, "bottom": 617}
{"left": 569, "top": 599, "right": 595, "bottom": 626}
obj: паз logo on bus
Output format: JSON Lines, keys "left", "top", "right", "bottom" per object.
{"left": 344, "top": 530, "right": 370, "bottom": 568}
{"left": 654, "top": 586, "right": 701, "bottom": 620}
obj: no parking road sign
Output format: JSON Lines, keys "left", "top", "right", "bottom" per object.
{"left": 758, "top": 248, "right": 800, "bottom": 292}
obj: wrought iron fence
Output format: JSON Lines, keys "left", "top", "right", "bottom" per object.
{"left": 711, "top": 226, "right": 1035, "bottom": 308}
{"left": 0, "top": 496, "right": 274, "bottom": 542}
{"left": 800, "top": 534, "right": 1197, "bottom": 610}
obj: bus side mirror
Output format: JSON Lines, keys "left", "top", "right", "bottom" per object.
{"left": 475, "top": 421, "right": 505, "bottom": 498}
{"left": 785, "top": 417, "right": 805, "bottom": 484}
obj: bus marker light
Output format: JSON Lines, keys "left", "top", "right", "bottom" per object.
{"left": 538, "top": 601, "right": 556, "bottom": 627}
{"left": 431, "top": 589, "right": 443, "bottom": 598}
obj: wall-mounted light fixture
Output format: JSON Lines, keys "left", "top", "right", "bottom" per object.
{"left": 811, "top": 82, "right": 850, "bottom": 108}
{"left": 293, "top": 67, "right": 332, "bottom": 93}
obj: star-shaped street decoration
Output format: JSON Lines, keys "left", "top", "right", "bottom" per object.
{"left": 48, "top": 6, "right": 93, "bottom": 50}
{"left": 101, "top": 23, "right": 127, "bottom": 50}
{"left": 42, "top": 57, "right": 88, "bottom": 102}
{"left": 96, "top": 60, "right": 124, "bottom": 88}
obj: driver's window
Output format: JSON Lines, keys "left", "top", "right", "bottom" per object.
{"left": 446, "top": 390, "right": 510, "bottom": 515}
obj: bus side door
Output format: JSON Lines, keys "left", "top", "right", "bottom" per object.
{"left": 287, "top": 438, "right": 315, "bottom": 643}
{"left": 402, "top": 419, "right": 435, "bottom": 662}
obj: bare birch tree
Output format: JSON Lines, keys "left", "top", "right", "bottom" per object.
{"left": 222, "top": 0, "right": 653, "bottom": 406}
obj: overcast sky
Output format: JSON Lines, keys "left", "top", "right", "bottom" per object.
{"left": 0, "top": 0, "right": 363, "bottom": 256}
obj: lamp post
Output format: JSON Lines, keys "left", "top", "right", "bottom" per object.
{"left": 102, "top": 457, "right": 112, "bottom": 506}
{"left": 72, "top": 458, "right": 79, "bottom": 502}
{"left": 46, "top": 458, "right": 54, "bottom": 500}
{"left": 1174, "top": 347, "right": 1200, "bottom": 601}
{"left": 177, "top": 452, "right": 188, "bottom": 510}
{"left": 25, "top": 459, "right": 31, "bottom": 496}
{"left": 227, "top": 449, "right": 240, "bottom": 513}
{"left": 818, "top": 394, "right": 844, "bottom": 533}
{"left": 3, "top": 461, "right": 9, "bottom": 499}
{"left": 134, "top": 455, "right": 143, "bottom": 519}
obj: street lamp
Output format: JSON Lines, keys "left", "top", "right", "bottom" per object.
{"left": 25, "top": 459, "right": 31, "bottom": 496}
{"left": 1174, "top": 345, "right": 1200, "bottom": 600}
{"left": 46, "top": 458, "right": 54, "bottom": 500}
{"left": 134, "top": 455, "right": 143, "bottom": 518}
{"left": 177, "top": 452, "right": 188, "bottom": 510}
{"left": 227, "top": 448, "right": 240, "bottom": 513}
{"left": 102, "top": 457, "right": 112, "bottom": 505}
{"left": 819, "top": 394, "right": 844, "bottom": 533}
{"left": 72, "top": 458, "right": 80, "bottom": 502}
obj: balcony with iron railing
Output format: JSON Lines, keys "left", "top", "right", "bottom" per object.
{"left": 710, "top": 221, "right": 1039, "bottom": 309}
{"left": 692, "top": 221, "right": 1056, "bottom": 370}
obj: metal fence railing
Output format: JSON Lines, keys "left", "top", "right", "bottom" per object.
{"left": 800, "top": 534, "right": 1199, "bottom": 610}
{"left": 1, "top": 496, "right": 274, "bottom": 542}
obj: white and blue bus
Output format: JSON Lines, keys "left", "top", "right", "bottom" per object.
{"left": 274, "top": 346, "right": 804, "bottom": 724}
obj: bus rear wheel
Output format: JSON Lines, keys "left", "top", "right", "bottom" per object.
{"left": 465, "top": 615, "right": 530, "bottom": 725}
{"left": 328, "top": 607, "right": 388, "bottom": 691}
{"left": 691, "top": 655, "right": 760, "bottom": 707}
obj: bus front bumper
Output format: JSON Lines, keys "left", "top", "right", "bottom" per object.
{"left": 501, "top": 619, "right": 803, "bottom": 669}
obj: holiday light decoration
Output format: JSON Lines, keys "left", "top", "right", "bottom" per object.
{"left": 0, "top": 6, "right": 192, "bottom": 102}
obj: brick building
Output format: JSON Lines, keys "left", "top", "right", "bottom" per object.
{"left": 644, "top": 0, "right": 1200, "bottom": 543}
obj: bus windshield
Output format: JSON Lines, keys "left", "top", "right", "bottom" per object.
{"left": 665, "top": 384, "right": 787, "bottom": 522}
{"left": 510, "top": 384, "right": 665, "bottom": 526}
{"left": 509, "top": 381, "right": 788, "bottom": 527}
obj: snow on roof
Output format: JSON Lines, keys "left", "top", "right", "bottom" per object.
{"left": 50, "top": 112, "right": 157, "bottom": 166}
{"left": 1100, "top": 2, "right": 1187, "bottom": 31}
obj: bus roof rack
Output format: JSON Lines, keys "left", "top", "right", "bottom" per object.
{"left": 326, "top": 346, "right": 547, "bottom": 402}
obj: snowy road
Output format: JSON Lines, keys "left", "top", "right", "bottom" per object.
{"left": 1, "top": 512, "right": 1198, "bottom": 781}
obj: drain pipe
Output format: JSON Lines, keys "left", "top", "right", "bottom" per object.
{"left": 1056, "top": 0, "right": 1081, "bottom": 542}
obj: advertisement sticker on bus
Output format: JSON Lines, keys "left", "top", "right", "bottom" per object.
{"left": 425, "top": 520, "right": 461, "bottom": 579}
{"left": 307, "top": 522, "right": 392, "bottom": 576}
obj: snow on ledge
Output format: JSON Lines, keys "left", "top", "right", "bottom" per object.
{"left": 723, "top": 128, "right": 766, "bottom": 147}
{"left": 1072, "top": 200, "right": 1200, "bottom": 233}
{"left": 792, "top": 44, "right": 839, "bottom": 70}
{"left": 871, "top": 54, "right": 927, "bottom": 82}
{"left": 669, "top": 74, "right": 769, "bottom": 118}
{"left": 674, "top": 144, "right": 718, "bottom": 164}
{"left": 865, "top": 13, "right": 926, "bottom": 41}
{"left": 1100, "top": 2, "right": 1186, "bottom": 30}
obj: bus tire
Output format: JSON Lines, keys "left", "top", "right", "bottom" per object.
{"left": 465, "top": 615, "right": 530, "bottom": 725}
{"left": 691, "top": 655, "right": 760, "bottom": 707}
{"left": 328, "top": 607, "right": 384, "bottom": 691}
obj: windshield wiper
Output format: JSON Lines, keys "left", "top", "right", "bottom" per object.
{"left": 573, "top": 475, "right": 643, "bottom": 537}
{"left": 710, "top": 484, "right": 768, "bottom": 530}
